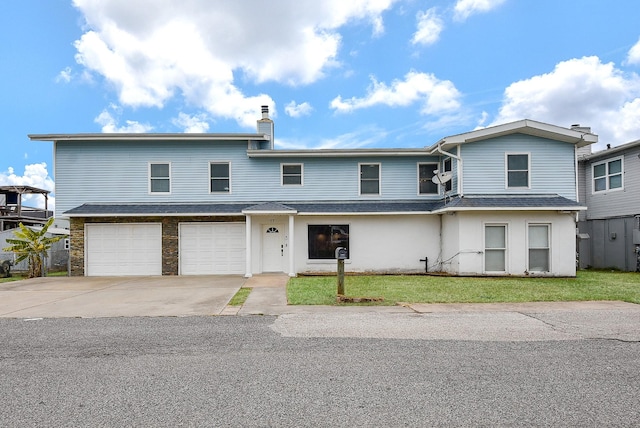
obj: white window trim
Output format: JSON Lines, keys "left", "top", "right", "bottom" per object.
{"left": 148, "top": 162, "right": 171, "bottom": 195}
{"left": 209, "top": 161, "right": 232, "bottom": 194}
{"left": 417, "top": 162, "right": 440, "bottom": 196}
{"left": 591, "top": 156, "right": 624, "bottom": 194}
{"left": 281, "top": 163, "right": 304, "bottom": 186}
{"left": 359, "top": 162, "right": 381, "bottom": 196}
{"left": 442, "top": 157, "right": 453, "bottom": 193}
{"left": 527, "top": 223, "right": 551, "bottom": 273}
{"left": 483, "top": 223, "right": 508, "bottom": 273}
{"left": 505, "top": 152, "right": 531, "bottom": 189}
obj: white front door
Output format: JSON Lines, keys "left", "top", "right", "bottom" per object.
{"left": 262, "top": 224, "right": 284, "bottom": 272}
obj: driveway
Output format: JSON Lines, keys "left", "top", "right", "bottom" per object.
{"left": 0, "top": 276, "right": 245, "bottom": 318}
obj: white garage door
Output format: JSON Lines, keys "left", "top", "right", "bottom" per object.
{"left": 180, "top": 223, "right": 245, "bottom": 275}
{"left": 86, "top": 223, "right": 162, "bottom": 276}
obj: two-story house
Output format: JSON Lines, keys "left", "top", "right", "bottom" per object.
{"left": 30, "top": 109, "right": 597, "bottom": 277}
{"left": 578, "top": 139, "right": 640, "bottom": 271}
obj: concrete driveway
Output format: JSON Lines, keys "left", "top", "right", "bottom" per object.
{"left": 0, "top": 276, "right": 245, "bottom": 318}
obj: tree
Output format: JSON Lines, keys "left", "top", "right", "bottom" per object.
{"left": 2, "top": 218, "right": 64, "bottom": 278}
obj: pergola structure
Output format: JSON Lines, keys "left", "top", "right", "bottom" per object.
{"left": 0, "top": 185, "right": 53, "bottom": 231}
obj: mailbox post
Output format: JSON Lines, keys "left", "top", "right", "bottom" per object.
{"left": 335, "top": 247, "right": 348, "bottom": 295}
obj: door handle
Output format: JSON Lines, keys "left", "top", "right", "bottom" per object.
{"left": 281, "top": 244, "right": 284, "bottom": 256}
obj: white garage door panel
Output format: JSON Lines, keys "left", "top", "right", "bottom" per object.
{"left": 180, "top": 223, "right": 245, "bottom": 275}
{"left": 86, "top": 224, "right": 162, "bottom": 276}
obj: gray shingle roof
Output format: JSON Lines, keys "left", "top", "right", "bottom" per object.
{"left": 243, "top": 202, "right": 297, "bottom": 212}
{"left": 64, "top": 203, "right": 251, "bottom": 216}
{"left": 433, "top": 194, "right": 584, "bottom": 210}
{"left": 63, "top": 195, "right": 584, "bottom": 217}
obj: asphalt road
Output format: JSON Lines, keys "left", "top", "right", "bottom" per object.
{"left": 1, "top": 315, "right": 639, "bottom": 427}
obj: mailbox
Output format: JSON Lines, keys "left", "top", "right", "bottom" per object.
{"left": 335, "top": 247, "right": 348, "bottom": 260}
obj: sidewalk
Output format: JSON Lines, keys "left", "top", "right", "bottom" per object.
{"left": 219, "top": 274, "right": 415, "bottom": 316}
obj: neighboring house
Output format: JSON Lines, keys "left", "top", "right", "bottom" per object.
{"left": 0, "top": 185, "right": 53, "bottom": 231}
{"left": 0, "top": 226, "right": 69, "bottom": 273}
{"left": 30, "top": 110, "right": 596, "bottom": 277}
{"left": 578, "top": 139, "right": 640, "bottom": 271}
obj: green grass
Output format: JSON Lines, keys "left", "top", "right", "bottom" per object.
{"left": 287, "top": 271, "right": 640, "bottom": 306}
{"left": 228, "top": 287, "right": 252, "bottom": 306}
{"left": 0, "top": 271, "right": 69, "bottom": 283}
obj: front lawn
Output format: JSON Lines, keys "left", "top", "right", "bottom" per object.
{"left": 0, "top": 271, "right": 68, "bottom": 283}
{"left": 287, "top": 270, "right": 640, "bottom": 305}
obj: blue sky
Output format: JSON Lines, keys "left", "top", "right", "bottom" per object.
{"left": 2, "top": 0, "right": 640, "bottom": 210}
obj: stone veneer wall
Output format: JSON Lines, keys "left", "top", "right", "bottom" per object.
{"left": 69, "top": 216, "right": 245, "bottom": 276}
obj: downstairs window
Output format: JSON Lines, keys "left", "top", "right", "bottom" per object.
{"left": 308, "top": 225, "right": 349, "bottom": 259}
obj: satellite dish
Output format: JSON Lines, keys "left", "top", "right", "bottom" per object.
{"left": 431, "top": 171, "right": 453, "bottom": 185}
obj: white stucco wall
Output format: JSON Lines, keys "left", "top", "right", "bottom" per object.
{"left": 449, "top": 211, "right": 577, "bottom": 277}
{"left": 440, "top": 214, "right": 460, "bottom": 273}
{"left": 247, "top": 211, "right": 577, "bottom": 276}
{"left": 293, "top": 215, "right": 440, "bottom": 274}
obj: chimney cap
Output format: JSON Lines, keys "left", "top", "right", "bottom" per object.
{"left": 261, "top": 105, "right": 270, "bottom": 119}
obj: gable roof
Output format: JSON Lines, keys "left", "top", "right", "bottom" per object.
{"left": 431, "top": 119, "right": 598, "bottom": 151}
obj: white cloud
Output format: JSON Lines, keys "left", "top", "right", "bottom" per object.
{"left": 94, "top": 108, "right": 153, "bottom": 133}
{"left": 492, "top": 56, "right": 640, "bottom": 148}
{"left": 71, "top": 0, "right": 396, "bottom": 128}
{"left": 285, "top": 101, "right": 313, "bottom": 118}
{"left": 0, "top": 164, "right": 56, "bottom": 210}
{"left": 172, "top": 112, "right": 210, "bottom": 133}
{"left": 56, "top": 67, "right": 73, "bottom": 83}
{"left": 453, "top": 0, "right": 507, "bottom": 21}
{"left": 626, "top": 37, "right": 640, "bottom": 65}
{"left": 330, "top": 71, "right": 461, "bottom": 115}
{"left": 411, "top": 8, "right": 444, "bottom": 46}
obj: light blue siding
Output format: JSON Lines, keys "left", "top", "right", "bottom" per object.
{"left": 54, "top": 140, "right": 442, "bottom": 216}
{"left": 582, "top": 146, "right": 640, "bottom": 219}
{"left": 461, "top": 134, "right": 577, "bottom": 199}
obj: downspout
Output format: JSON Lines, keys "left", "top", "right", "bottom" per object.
{"left": 432, "top": 142, "right": 463, "bottom": 197}
{"left": 574, "top": 135, "right": 585, "bottom": 223}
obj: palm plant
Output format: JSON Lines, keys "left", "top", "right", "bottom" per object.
{"left": 2, "top": 218, "right": 64, "bottom": 278}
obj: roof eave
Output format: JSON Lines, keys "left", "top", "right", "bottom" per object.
{"left": 64, "top": 211, "right": 245, "bottom": 217}
{"left": 247, "top": 149, "right": 432, "bottom": 158}
{"left": 431, "top": 206, "right": 586, "bottom": 214}
{"left": 429, "top": 119, "right": 598, "bottom": 150}
{"left": 29, "top": 133, "right": 270, "bottom": 142}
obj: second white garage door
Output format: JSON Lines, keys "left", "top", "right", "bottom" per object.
{"left": 85, "top": 223, "right": 162, "bottom": 276}
{"left": 179, "top": 223, "right": 246, "bottom": 275}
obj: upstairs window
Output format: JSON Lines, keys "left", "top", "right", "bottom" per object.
{"left": 360, "top": 163, "right": 380, "bottom": 195}
{"left": 593, "top": 157, "right": 623, "bottom": 192}
{"left": 506, "top": 153, "right": 529, "bottom": 188}
{"left": 282, "top": 163, "right": 303, "bottom": 186}
{"left": 210, "top": 162, "right": 230, "bottom": 193}
{"left": 149, "top": 163, "right": 170, "bottom": 194}
{"left": 443, "top": 157, "right": 453, "bottom": 192}
{"left": 418, "top": 163, "right": 438, "bottom": 195}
